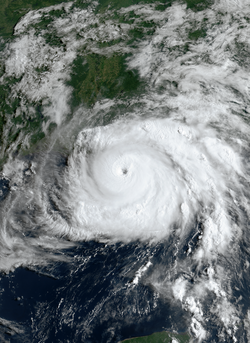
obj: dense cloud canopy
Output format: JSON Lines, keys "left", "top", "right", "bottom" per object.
{"left": 1, "top": 0, "right": 250, "bottom": 341}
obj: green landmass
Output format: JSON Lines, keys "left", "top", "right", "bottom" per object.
{"left": 75, "top": 0, "right": 214, "bottom": 14}
{"left": 94, "top": 0, "right": 165, "bottom": 13}
{"left": 185, "top": 0, "right": 214, "bottom": 11}
{"left": 0, "top": 0, "right": 216, "bottom": 168}
{"left": 68, "top": 53, "right": 141, "bottom": 107}
{"left": 188, "top": 28, "right": 206, "bottom": 40}
{"left": 0, "top": 0, "right": 216, "bottom": 40}
{"left": 121, "top": 331, "right": 190, "bottom": 343}
{"left": 0, "top": 0, "right": 72, "bottom": 38}
{"left": 0, "top": 74, "right": 56, "bottom": 165}
{"left": 30, "top": 10, "right": 68, "bottom": 48}
{"left": 155, "top": 2, "right": 173, "bottom": 11}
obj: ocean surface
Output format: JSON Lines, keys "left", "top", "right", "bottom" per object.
{"left": 1, "top": 0, "right": 250, "bottom": 341}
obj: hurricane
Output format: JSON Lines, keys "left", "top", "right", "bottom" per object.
{"left": 51, "top": 116, "right": 240, "bottom": 254}
{"left": 1, "top": 103, "right": 248, "bottom": 340}
{"left": 1, "top": 0, "right": 250, "bottom": 341}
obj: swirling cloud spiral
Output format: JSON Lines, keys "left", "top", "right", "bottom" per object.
{"left": 64, "top": 117, "right": 241, "bottom": 255}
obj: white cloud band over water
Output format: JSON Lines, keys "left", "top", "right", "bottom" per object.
{"left": 1, "top": 0, "right": 250, "bottom": 340}
{"left": 62, "top": 117, "right": 241, "bottom": 258}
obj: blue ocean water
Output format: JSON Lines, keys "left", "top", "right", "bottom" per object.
{"left": 0, "top": 240, "right": 189, "bottom": 342}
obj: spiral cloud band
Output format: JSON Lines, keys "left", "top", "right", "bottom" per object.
{"left": 64, "top": 117, "right": 241, "bottom": 255}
